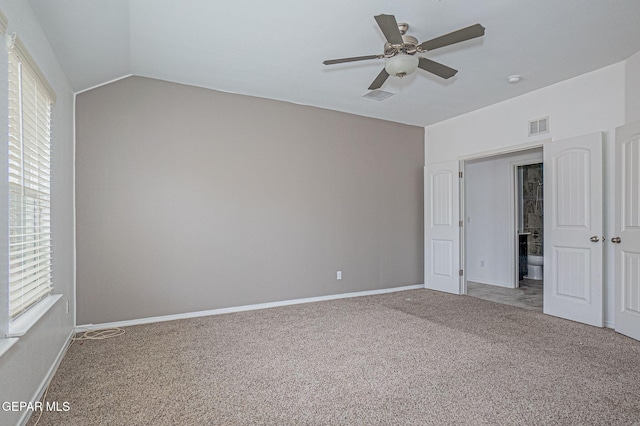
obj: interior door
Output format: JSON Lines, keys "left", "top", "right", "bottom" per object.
{"left": 614, "top": 121, "right": 640, "bottom": 341}
{"left": 543, "top": 132, "right": 603, "bottom": 327}
{"left": 424, "top": 161, "right": 461, "bottom": 294}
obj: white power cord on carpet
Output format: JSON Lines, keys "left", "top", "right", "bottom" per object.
{"left": 72, "top": 327, "right": 125, "bottom": 341}
{"left": 32, "top": 328, "right": 125, "bottom": 426}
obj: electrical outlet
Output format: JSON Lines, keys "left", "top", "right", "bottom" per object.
{"left": 336, "top": 270, "right": 342, "bottom": 280}
{"left": 65, "top": 300, "right": 69, "bottom": 314}
{"left": 480, "top": 261, "right": 485, "bottom": 267}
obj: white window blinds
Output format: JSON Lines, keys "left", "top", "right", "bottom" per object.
{"left": 8, "top": 39, "right": 55, "bottom": 320}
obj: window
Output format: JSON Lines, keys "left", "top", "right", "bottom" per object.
{"left": 7, "top": 36, "right": 56, "bottom": 321}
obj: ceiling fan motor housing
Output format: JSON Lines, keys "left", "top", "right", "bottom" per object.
{"left": 384, "top": 35, "right": 419, "bottom": 56}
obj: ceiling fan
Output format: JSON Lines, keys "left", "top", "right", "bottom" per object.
{"left": 323, "top": 14, "right": 485, "bottom": 90}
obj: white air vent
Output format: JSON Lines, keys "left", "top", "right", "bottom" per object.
{"left": 363, "top": 90, "right": 394, "bottom": 101}
{"left": 529, "top": 117, "right": 549, "bottom": 136}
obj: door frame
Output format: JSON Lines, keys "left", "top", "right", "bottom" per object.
{"left": 511, "top": 158, "right": 544, "bottom": 287}
{"left": 458, "top": 140, "right": 547, "bottom": 296}
{"left": 614, "top": 121, "right": 640, "bottom": 340}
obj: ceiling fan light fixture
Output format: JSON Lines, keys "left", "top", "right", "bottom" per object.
{"left": 384, "top": 54, "right": 419, "bottom": 78}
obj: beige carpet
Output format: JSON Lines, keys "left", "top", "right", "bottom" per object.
{"left": 28, "top": 289, "right": 640, "bottom": 425}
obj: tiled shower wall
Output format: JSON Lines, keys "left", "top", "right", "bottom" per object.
{"left": 522, "top": 163, "right": 543, "bottom": 256}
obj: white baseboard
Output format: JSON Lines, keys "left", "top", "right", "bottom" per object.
{"left": 467, "top": 277, "right": 514, "bottom": 288}
{"left": 604, "top": 320, "right": 614, "bottom": 329}
{"left": 18, "top": 329, "right": 75, "bottom": 426}
{"left": 77, "top": 284, "right": 426, "bottom": 331}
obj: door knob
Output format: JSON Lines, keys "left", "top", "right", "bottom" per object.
{"left": 590, "top": 236, "right": 602, "bottom": 242}
{"left": 611, "top": 237, "right": 621, "bottom": 243}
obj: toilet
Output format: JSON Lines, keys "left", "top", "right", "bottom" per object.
{"left": 526, "top": 255, "right": 543, "bottom": 280}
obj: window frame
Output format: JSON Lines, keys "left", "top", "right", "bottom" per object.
{"left": 2, "top": 29, "right": 58, "bottom": 338}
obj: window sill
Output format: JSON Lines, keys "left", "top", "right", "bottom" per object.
{"left": 6, "top": 294, "right": 63, "bottom": 338}
{"left": 0, "top": 337, "right": 18, "bottom": 357}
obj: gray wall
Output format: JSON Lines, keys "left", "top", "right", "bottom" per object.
{"left": 76, "top": 76, "right": 424, "bottom": 325}
{"left": 0, "top": 2, "right": 76, "bottom": 425}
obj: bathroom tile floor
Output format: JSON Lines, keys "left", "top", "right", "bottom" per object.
{"left": 467, "top": 279, "right": 543, "bottom": 311}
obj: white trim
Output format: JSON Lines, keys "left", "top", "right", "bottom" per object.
{"left": 0, "top": 8, "right": 7, "bottom": 34}
{"left": 72, "top": 93, "right": 77, "bottom": 328}
{"left": 458, "top": 160, "right": 466, "bottom": 295}
{"left": 467, "top": 278, "right": 513, "bottom": 288}
{"left": 0, "top": 337, "right": 18, "bottom": 358}
{"left": 16, "top": 329, "right": 74, "bottom": 426}
{"left": 510, "top": 155, "right": 544, "bottom": 287}
{"left": 456, "top": 139, "right": 548, "bottom": 162}
{"left": 11, "top": 37, "right": 56, "bottom": 103}
{"left": 6, "top": 294, "right": 62, "bottom": 338}
{"left": 74, "top": 74, "right": 133, "bottom": 94}
{"left": 604, "top": 320, "right": 614, "bottom": 329}
{"left": 77, "top": 284, "right": 426, "bottom": 331}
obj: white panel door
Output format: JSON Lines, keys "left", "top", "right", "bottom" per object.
{"left": 615, "top": 121, "right": 640, "bottom": 341}
{"left": 425, "top": 161, "right": 461, "bottom": 294}
{"left": 544, "top": 132, "right": 603, "bottom": 327}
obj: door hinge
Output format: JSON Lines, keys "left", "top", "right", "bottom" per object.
{"left": 459, "top": 171, "right": 463, "bottom": 178}
{"left": 459, "top": 269, "right": 464, "bottom": 276}
{"left": 459, "top": 220, "right": 464, "bottom": 227}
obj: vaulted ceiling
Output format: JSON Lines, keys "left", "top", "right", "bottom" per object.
{"left": 28, "top": 0, "right": 640, "bottom": 127}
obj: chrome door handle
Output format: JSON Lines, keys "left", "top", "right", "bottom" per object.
{"left": 611, "top": 237, "right": 621, "bottom": 243}
{"left": 590, "top": 236, "right": 602, "bottom": 243}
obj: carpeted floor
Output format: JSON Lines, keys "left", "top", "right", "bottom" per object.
{"left": 28, "top": 289, "right": 640, "bottom": 425}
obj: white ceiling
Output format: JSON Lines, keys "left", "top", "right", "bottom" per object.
{"left": 27, "top": 0, "right": 640, "bottom": 127}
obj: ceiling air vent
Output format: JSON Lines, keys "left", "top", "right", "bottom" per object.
{"left": 363, "top": 90, "right": 394, "bottom": 101}
{"left": 529, "top": 116, "right": 549, "bottom": 137}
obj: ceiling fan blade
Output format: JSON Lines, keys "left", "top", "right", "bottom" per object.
{"left": 368, "top": 68, "right": 390, "bottom": 90}
{"left": 418, "top": 57, "right": 458, "bottom": 79}
{"left": 323, "top": 55, "right": 381, "bottom": 65}
{"left": 418, "top": 24, "right": 485, "bottom": 51}
{"left": 374, "top": 14, "right": 404, "bottom": 45}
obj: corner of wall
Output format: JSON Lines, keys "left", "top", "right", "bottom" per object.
{"left": 625, "top": 49, "right": 640, "bottom": 123}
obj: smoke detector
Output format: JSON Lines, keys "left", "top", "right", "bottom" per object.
{"left": 507, "top": 75, "right": 522, "bottom": 84}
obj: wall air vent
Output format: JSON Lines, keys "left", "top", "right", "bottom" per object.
{"left": 529, "top": 116, "right": 549, "bottom": 137}
{"left": 363, "top": 89, "right": 394, "bottom": 101}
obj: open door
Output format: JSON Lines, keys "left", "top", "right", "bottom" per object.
{"left": 424, "top": 161, "right": 461, "bottom": 294}
{"left": 614, "top": 121, "right": 640, "bottom": 341}
{"left": 543, "top": 132, "right": 603, "bottom": 327}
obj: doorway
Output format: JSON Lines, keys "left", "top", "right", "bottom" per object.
{"left": 516, "top": 161, "right": 543, "bottom": 280}
{"left": 462, "top": 148, "right": 543, "bottom": 311}
{"left": 425, "top": 132, "right": 607, "bottom": 327}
